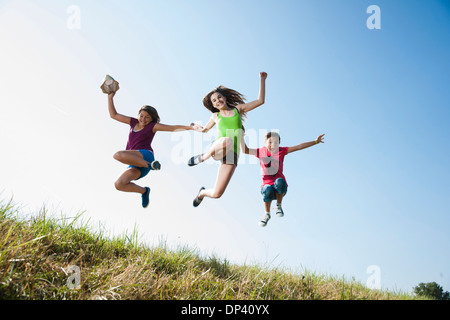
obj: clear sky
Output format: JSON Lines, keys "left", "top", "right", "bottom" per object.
{"left": 1, "top": 0, "right": 449, "bottom": 294}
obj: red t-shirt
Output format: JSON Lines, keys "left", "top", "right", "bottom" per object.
{"left": 255, "top": 146, "right": 289, "bottom": 187}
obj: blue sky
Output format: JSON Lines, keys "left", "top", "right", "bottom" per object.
{"left": 1, "top": 0, "right": 449, "bottom": 294}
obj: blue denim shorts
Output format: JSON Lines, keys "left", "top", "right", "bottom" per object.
{"left": 128, "top": 149, "right": 155, "bottom": 180}
{"left": 261, "top": 178, "right": 288, "bottom": 202}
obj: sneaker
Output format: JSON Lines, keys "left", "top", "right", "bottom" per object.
{"left": 188, "top": 154, "right": 203, "bottom": 167}
{"left": 276, "top": 206, "right": 284, "bottom": 217}
{"left": 193, "top": 187, "right": 205, "bottom": 207}
{"left": 142, "top": 187, "right": 150, "bottom": 208}
{"left": 151, "top": 160, "right": 161, "bottom": 170}
{"left": 259, "top": 213, "right": 271, "bottom": 227}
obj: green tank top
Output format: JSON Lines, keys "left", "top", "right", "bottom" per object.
{"left": 216, "top": 108, "right": 243, "bottom": 154}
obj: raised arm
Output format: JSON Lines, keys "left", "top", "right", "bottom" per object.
{"left": 287, "top": 134, "right": 325, "bottom": 154}
{"left": 108, "top": 92, "right": 131, "bottom": 125}
{"left": 237, "top": 72, "right": 267, "bottom": 114}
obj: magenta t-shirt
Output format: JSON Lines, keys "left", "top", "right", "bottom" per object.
{"left": 126, "top": 118, "right": 156, "bottom": 152}
{"left": 255, "top": 146, "right": 289, "bottom": 187}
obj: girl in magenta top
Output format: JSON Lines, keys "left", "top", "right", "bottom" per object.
{"left": 108, "top": 91, "right": 201, "bottom": 208}
{"left": 242, "top": 131, "right": 325, "bottom": 227}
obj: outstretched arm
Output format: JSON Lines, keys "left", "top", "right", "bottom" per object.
{"left": 240, "top": 134, "right": 257, "bottom": 156}
{"left": 190, "top": 114, "right": 217, "bottom": 134}
{"left": 153, "top": 123, "right": 202, "bottom": 133}
{"left": 237, "top": 72, "right": 267, "bottom": 114}
{"left": 287, "top": 134, "right": 325, "bottom": 154}
{"left": 108, "top": 92, "right": 131, "bottom": 125}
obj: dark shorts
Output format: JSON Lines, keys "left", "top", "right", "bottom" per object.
{"left": 261, "top": 178, "right": 288, "bottom": 202}
{"left": 128, "top": 149, "right": 155, "bottom": 180}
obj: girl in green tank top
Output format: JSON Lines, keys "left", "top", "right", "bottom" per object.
{"left": 216, "top": 108, "right": 243, "bottom": 155}
{"left": 188, "top": 72, "right": 268, "bottom": 207}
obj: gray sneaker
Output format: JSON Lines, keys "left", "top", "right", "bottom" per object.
{"left": 276, "top": 206, "right": 284, "bottom": 218}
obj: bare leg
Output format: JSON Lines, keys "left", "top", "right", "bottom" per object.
{"left": 199, "top": 163, "right": 237, "bottom": 200}
{"left": 264, "top": 201, "right": 271, "bottom": 213}
{"left": 114, "top": 150, "right": 150, "bottom": 168}
{"left": 202, "top": 137, "right": 233, "bottom": 162}
{"left": 260, "top": 202, "right": 272, "bottom": 227}
{"left": 276, "top": 192, "right": 284, "bottom": 204}
{"left": 114, "top": 168, "right": 146, "bottom": 194}
{"left": 275, "top": 192, "right": 285, "bottom": 217}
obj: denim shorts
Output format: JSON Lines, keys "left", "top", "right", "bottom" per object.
{"left": 128, "top": 149, "right": 155, "bottom": 180}
{"left": 261, "top": 178, "right": 288, "bottom": 202}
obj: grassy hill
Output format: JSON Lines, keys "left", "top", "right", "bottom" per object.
{"left": 0, "top": 198, "right": 421, "bottom": 300}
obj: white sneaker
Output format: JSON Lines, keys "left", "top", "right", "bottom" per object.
{"left": 259, "top": 213, "right": 271, "bottom": 227}
{"left": 276, "top": 206, "right": 284, "bottom": 218}
{"left": 188, "top": 154, "right": 203, "bottom": 167}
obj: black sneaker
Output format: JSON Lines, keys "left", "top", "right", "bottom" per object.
{"left": 142, "top": 187, "right": 150, "bottom": 208}
{"left": 193, "top": 187, "right": 205, "bottom": 207}
{"left": 188, "top": 154, "right": 203, "bottom": 166}
{"left": 151, "top": 160, "right": 161, "bottom": 170}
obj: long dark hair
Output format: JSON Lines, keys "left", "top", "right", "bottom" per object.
{"left": 139, "top": 105, "right": 160, "bottom": 123}
{"left": 202, "top": 85, "right": 247, "bottom": 120}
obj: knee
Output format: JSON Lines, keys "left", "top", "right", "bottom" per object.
{"left": 274, "top": 178, "right": 287, "bottom": 194}
{"left": 114, "top": 179, "right": 125, "bottom": 191}
{"left": 113, "top": 151, "right": 124, "bottom": 162}
{"left": 261, "top": 185, "right": 275, "bottom": 202}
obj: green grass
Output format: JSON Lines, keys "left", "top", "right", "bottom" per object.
{"left": 0, "top": 198, "right": 423, "bottom": 300}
